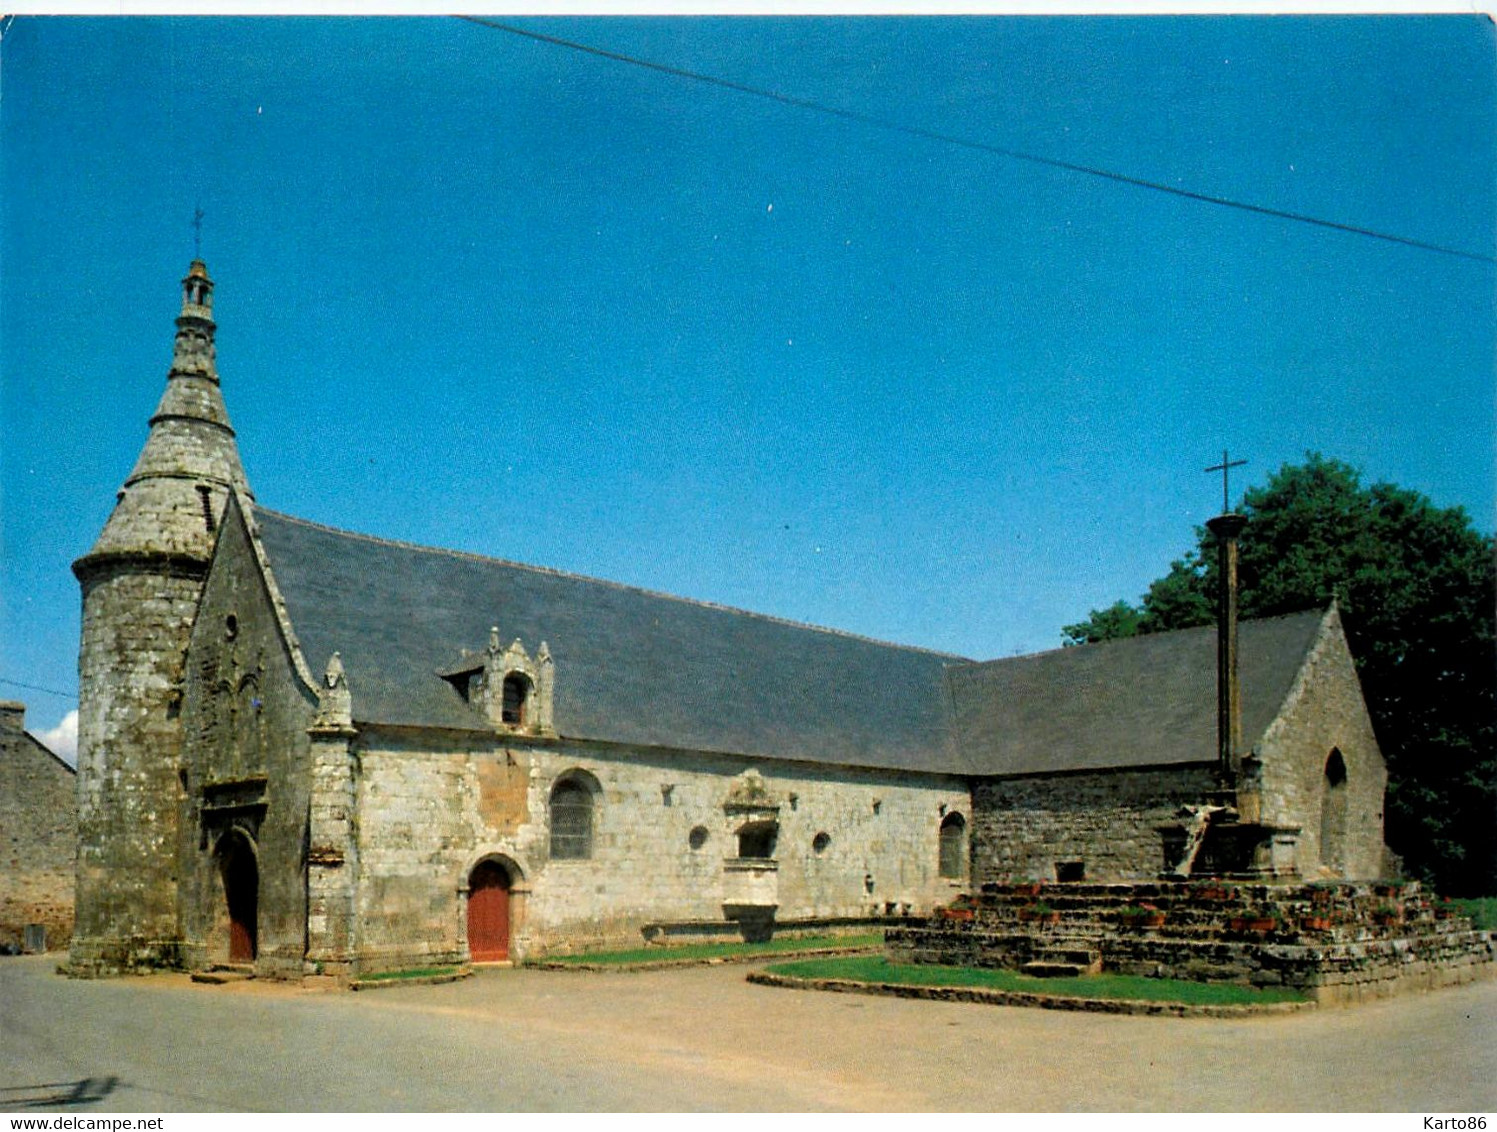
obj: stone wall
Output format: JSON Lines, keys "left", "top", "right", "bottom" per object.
{"left": 971, "top": 765, "right": 1218, "bottom": 885}
{"left": 1256, "top": 610, "right": 1388, "bottom": 879}
{"left": 0, "top": 703, "right": 76, "bottom": 950}
{"left": 176, "top": 508, "right": 316, "bottom": 978}
{"left": 888, "top": 880, "right": 1494, "bottom": 1004}
{"left": 348, "top": 729, "right": 971, "bottom": 969}
{"left": 69, "top": 564, "right": 204, "bottom": 973}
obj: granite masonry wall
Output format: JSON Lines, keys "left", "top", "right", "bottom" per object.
{"left": 0, "top": 703, "right": 76, "bottom": 950}
{"left": 1255, "top": 612, "right": 1388, "bottom": 879}
{"left": 971, "top": 764, "right": 1219, "bottom": 885}
{"left": 177, "top": 506, "right": 316, "bottom": 978}
{"left": 69, "top": 564, "right": 204, "bottom": 973}
{"left": 348, "top": 729, "right": 971, "bottom": 968}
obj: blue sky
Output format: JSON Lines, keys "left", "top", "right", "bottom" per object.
{"left": 2, "top": 15, "right": 1493, "bottom": 757}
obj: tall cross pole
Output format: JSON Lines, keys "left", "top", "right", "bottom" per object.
{"left": 1205, "top": 449, "right": 1247, "bottom": 514}
{"left": 1204, "top": 451, "right": 1249, "bottom": 793}
{"left": 192, "top": 206, "right": 204, "bottom": 259}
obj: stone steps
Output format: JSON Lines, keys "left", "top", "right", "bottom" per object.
{"left": 1021, "top": 960, "right": 1090, "bottom": 978}
{"left": 190, "top": 963, "right": 255, "bottom": 985}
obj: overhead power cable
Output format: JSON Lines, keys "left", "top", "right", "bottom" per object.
{"left": 458, "top": 17, "right": 1493, "bottom": 267}
{"left": 0, "top": 677, "right": 77, "bottom": 701}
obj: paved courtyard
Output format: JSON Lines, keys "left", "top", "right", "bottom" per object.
{"left": 1, "top": 955, "right": 1493, "bottom": 1112}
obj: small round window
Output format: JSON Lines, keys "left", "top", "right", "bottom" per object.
{"left": 688, "top": 826, "right": 709, "bottom": 851}
{"left": 812, "top": 831, "right": 831, "bottom": 855}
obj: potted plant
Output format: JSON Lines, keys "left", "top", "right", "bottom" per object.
{"left": 938, "top": 895, "right": 976, "bottom": 922}
{"left": 1308, "top": 883, "right": 1339, "bottom": 908}
{"left": 1231, "top": 913, "right": 1278, "bottom": 934}
{"left": 1019, "top": 901, "right": 1060, "bottom": 925}
{"left": 1372, "top": 904, "right": 1402, "bottom": 927}
{"left": 1117, "top": 903, "right": 1166, "bottom": 929}
{"left": 1299, "top": 914, "right": 1333, "bottom": 932}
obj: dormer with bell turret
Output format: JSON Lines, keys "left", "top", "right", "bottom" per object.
{"left": 68, "top": 260, "right": 254, "bottom": 976}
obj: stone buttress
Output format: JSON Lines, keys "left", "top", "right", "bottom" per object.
{"left": 68, "top": 261, "right": 253, "bottom": 974}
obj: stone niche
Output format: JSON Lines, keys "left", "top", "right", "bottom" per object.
{"left": 721, "top": 769, "right": 780, "bottom": 934}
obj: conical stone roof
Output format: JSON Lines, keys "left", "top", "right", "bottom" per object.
{"left": 76, "top": 260, "right": 252, "bottom": 575}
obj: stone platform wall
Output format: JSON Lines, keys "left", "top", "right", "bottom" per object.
{"left": 887, "top": 880, "right": 1495, "bottom": 1003}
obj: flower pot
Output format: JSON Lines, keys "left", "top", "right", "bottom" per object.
{"left": 1300, "top": 916, "right": 1332, "bottom": 932}
{"left": 1019, "top": 910, "right": 1060, "bottom": 925}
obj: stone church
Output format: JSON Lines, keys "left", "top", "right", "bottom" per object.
{"left": 67, "top": 262, "right": 1391, "bottom": 979}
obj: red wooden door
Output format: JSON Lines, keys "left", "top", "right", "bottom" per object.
{"left": 221, "top": 834, "right": 258, "bottom": 962}
{"left": 468, "top": 862, "right": 511, "bottom": 961}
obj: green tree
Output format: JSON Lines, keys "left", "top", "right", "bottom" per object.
{"left": 1064, "top": 454, "right": 1496, "bottom": 895}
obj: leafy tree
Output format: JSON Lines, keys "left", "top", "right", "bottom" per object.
{"left": 1061, "top": 599, "right": 1141, "bottom": 644}
{"left": 1064, "top": 454, "right": 1496, "bottom": 895}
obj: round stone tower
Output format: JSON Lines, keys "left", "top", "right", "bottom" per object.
{"left": 68, "top": 260, "right": 253, "bottom": 974}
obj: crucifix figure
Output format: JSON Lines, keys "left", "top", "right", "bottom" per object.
{"left": 1205, "top": 449, "right": 1247, "bottom": 514}
{"left": 192, "top": 206, "right": 205, "bottom": 258}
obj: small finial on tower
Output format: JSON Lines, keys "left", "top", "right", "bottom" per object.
{"left": 192, "top": 205, "right": 204, "bottom": 259}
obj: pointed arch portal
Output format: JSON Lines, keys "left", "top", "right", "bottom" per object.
{"left": 216, "top": 829, "right": 258, "bottom": 963}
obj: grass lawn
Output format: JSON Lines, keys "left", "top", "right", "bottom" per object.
{"left": 1446, "top": 897, "right": 1497, "bottom": 930}
{"left": 359, "top": 966, "right": 461, "bottom": 981}
{"left": 534, "top": 932, "right": 884, "bottom": 966}
{"left": 764, "top": 955, "right": 1309, "bottom": 1006}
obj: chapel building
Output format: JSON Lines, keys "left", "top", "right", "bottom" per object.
{"left": 66, "top": 263, "right": 1392, "bottom": 979}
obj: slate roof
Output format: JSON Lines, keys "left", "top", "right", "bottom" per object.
{"left": 249, "top": 507, "right": 1331, "bottom": 779}
{"left": 945, "top": 608, "right": 1328, "bottom": 776}
{"left": 251, "top": 508, "right": 968, "bottom": 773}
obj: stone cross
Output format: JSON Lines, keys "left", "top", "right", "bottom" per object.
{"left": 1205, "top": 450, "right": 1247, "bottom": 514}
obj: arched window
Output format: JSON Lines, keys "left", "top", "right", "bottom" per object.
{"left": 1320, "top": 749, "right": 1348, "bottom": 873}
{"left": 502, "top": 673, "right": 531, "bottom": 726}
{"left": 550, "top": 778, "right": 594, "bottom": 860}
{"left": 938, "top": 812, "right": 967, "bottom": 879}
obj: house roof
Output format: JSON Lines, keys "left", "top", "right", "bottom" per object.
{"left": 251, "top": 508, "right": 968, "bottom": 773}
{"left": 945, "top": 608, "right": 1329, "bottom": 776}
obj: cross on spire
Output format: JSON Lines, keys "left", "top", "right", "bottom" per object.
{"left": 1204, "top": 450, "right": 1248, "bottom": 514}
{"left": 192, "top": 206, "right": 204, "bottom": 258}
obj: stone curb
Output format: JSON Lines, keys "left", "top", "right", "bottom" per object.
{"left": 744, "top": 970, "right": 1318, "bottom": 1018}
{"left": 349, "top": 967, "right": 473, "bottom": 991}
{"left": 526, "top": 944, "right": 880, "bottom": 973}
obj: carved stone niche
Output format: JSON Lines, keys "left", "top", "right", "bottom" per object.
{"left": 722, "top": 769, "right": 781, "bottom": 913}
{"left": 440, "top": 627, "right": 555, "bottom": 736}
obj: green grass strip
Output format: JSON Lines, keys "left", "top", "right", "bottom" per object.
{"left": 360, "top": 966, "right": 459, "bottom": 982}
{"left": 536, "top": 932, "right": 884, "bottom": 966}
{"left": 1445, "top": 897, "right": 1497, "bottom": 931}
{"left": 764, "top": 955, "right": 1309, "bottom": 1006}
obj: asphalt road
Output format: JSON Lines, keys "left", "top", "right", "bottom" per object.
{"left": 1, "top": 955, "right": 1493, "bottom": 1112}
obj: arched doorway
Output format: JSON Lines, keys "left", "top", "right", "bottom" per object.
{"left": 468, "top": 860, "right": 512, "bottom": 962}
{"left": 1320, "top": 749, "right": 1348, "bottom": 874}
{"left": 216, "top": 829, "right": 258, "bottom": 963}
